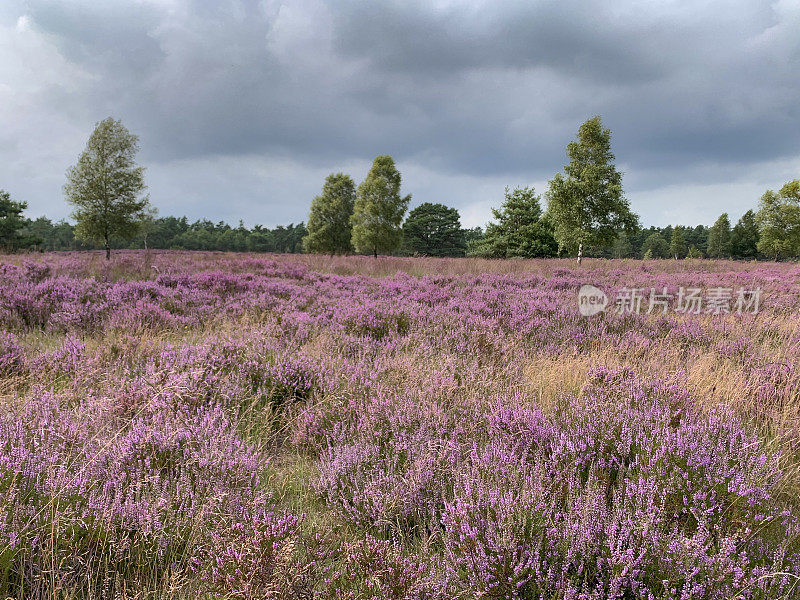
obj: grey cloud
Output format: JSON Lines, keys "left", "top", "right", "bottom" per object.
{"left": 1, "top": 0, "right": 799, "bottom": 228}
{"left": 29, "top": 1, "right": 164, "bottom": 84}
{"left": 330, "top": 0, "right": 676, "bottom": 83}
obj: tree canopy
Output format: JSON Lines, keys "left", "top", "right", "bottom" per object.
{"left": 351, "top": 155, "right": 410, "bottom": 257}
{"left": 402, "top": 202, "right": 466, "bottom": 257}
{"left": 641, "top": 232, "right": 670, "bottom": 259}
{"left": 756, "top": 180, "right": 800, "bottom": 260}
{"left": 546, "top": 116, "right": 638, "bottom": 258}
{"left": 0, "top": 190, "right": 37, "bottom": 252}
{"left": 470, "top": 186, "right": 557, "bottom": 258}
{"left": 669, "top": 227, "right": 687, "bottom": 259}
{"left": 64, "top": 117, "right": 150, "bottom": 259}
{"left": 731, "top": 210, "right": 759, "bottom": 259}
{"left": 303, "top": 173, "right": 355, "bottom": 254}
{"left": 706, "top": 213, "right": 732, "bottom": 258}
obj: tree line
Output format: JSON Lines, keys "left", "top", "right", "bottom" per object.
{"left": 0, "top": 116, "right": 798, "bottom": 260}
{"left": 300, "top": 116, "right": 799, "bottom": 261}
{"left": 9, "top": 214, "right": 307, "bottom": 254}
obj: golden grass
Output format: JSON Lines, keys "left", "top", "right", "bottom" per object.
{"left": 2, "top": 249, "right": 794, "bottom": 279}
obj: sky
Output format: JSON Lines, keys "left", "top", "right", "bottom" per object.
{"left": 1, "top": 0, "right": 798, "bottom": 229}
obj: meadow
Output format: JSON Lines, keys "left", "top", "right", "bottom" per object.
{"left": 1, "top": 250, "right": 799, "bottom": 599}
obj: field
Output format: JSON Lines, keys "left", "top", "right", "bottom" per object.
{"left": 1, "top": 251, "right": 800, "bottom": 599}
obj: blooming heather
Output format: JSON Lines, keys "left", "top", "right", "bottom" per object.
{"left": 0, "top": 250, "right": 799, "bottom": 598}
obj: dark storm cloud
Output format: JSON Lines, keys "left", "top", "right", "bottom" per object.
{"left": 1, "top": 0, "right": 799, "bottom": 226}
{"left": 28, "top": 2, "right": 163, "bottom": 72}
{"left": 330, "top": 0, "right": 675, "bottom": 83}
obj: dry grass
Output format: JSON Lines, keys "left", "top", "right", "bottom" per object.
{"left": 2, "top": 249, "right": 792, "bottom": 279}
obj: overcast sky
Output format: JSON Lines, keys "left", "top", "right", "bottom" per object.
{"left": 2, "top": 0, "right": 798, "bottom": 229}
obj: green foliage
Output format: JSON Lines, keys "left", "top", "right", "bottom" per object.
{"left": 21, "top": 218, "right": 78, "bottom": 251}
{"left": 783, "top": 179, "right": 800, "bottom": 201}
{"left": 685, "top": 225, "right": 709, "bottom": 256}
{"left": 64, "top": 118, "right": 150, "bottom": 259}
{"left": 730, "top": 209, "right": 760, "bottom": 259}
{"left": 612, "top": 232, "right": 633, "bottom": 258}
{"left": 706, "top": 213, "right": 732, "bottom": 258}
{"left": 137, "top": 205, "right": 159, "bottom": 250}
{"left": 686, "top": 245, "right": 703, "bottom": 258}
{"left": 756, "top": 180, "right": 800, "bottom": 260}
{"left": 351, "top": 155, "right": 410, "bottom": 256}
{"left": 0, "top": 190, "right": 37, "bottom": 252}
{"left": 303, "top": 173, "right": 356, "bottom": 255}
{"left": 669, "top": 226, "right": 687, "bottom": 259}
{"left": 470, "top": 186, "right": 557, "bottom": 258}
{"left": 168, "top": 220, "right": 307, "bottom": 253}
{"left": 462, "top": 227, "right": 484, "bottom": 254}
{"left": 17, "top": 215, "right": 308, "bottom": 253}
{"left": 546, "top": 116, "right": 639, "bottom": 256}
{"left": 402, "top": 202, "right": 466, "bottom": 257}
{"left": 641, "top": 232, "right": 669, "bottom": 258}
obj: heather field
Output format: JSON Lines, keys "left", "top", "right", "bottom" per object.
{"left": 2, "top": 251, "right": 800, "bottom": 600}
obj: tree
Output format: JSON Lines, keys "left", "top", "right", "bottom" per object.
{"left": 402, "top": 202, "right": 466, "bottom": 257}
{"left": 53, "top": 220, "right": 79, "bottom": 250}
{"left": 303, "top": 173, "right": 356, "bottom": 255}
{"left": 470, "top": 186, "right": 557, "bottom": 258}
{"left": 64, "top": 117, "right": 149, "bottom": 260}
{"left": 730, "top": 210, "right": 760, "bottom": 259}
{"left": 685, "top": 225, "right": 709, "bottom": 256}
{"left": 631, "top": 227, "right": 656, "bottom": 257}
{"left": 612, "top": 232, "right": 633, "bottom": 258}
{"left": 23, "top": 216, "right": 56, "bottom": 251}
{"left": 669, "top": 226, "right": 687, "bottom": 259}
{"left": 351, "top": 155, "right": 410, "bottom": 257}
{"left": 463, "top": 226, "right": 484, "bottom": 253}
{"left": 247, "top": 224, "right": 272, "bottom": 253}
{"left": 0, "top": 190, "right": 37, "bottom": 252}
{"left": 273, "top": 223, "right": 306, "bottom": 253}
{"left": 546, "top": 116, "right": 638, "bottom": 263}
{"left": 138, "top": 205, "right": 159, "bottom": 251}
{"left": 149, "top": 216, "right": 189, "bottom": 249}
{"left": 706, "top": 213, "right": 732, "bottom": 259}
{"left": 163, "top": 219, "right": 306, "bottom": 253}
{"left": 687, "top": 246, "right": 703, "bottom": 258}
{"left": 756, "top": 180, "right": 800, "bottom": 260}
{"left": 641, "top": 232, "right": 669, "bottom": 258}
